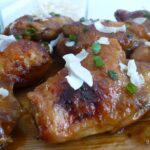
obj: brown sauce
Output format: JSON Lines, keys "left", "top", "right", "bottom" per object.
{"left": 3, "top": 59, "right": 150, "bottom": 150}
{"left": 4, "top": 128, "right": 26, "bottom": 150}
{"left": 4, "top": 95, "right": 150, "bottom": 150}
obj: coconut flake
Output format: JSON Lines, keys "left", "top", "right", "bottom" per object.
{"left": 33, "top": 15, "right": 49, "bottom": 21}
{"left": 145, "top": 41, "right": 150, "bottom": 47}
{"left": 81, "top": 20, "right": 93, "bottom": 26}
{"left": 119, "top": 60, "right": 145, "bottom": 87}
{"left": 66, "top": 74, "right": 83, "bottom": 90}
{"left": 63, "top": 49, "right": 93, "bottom": 90}
{"left": 96, "top": 37, "right": 110, "bottom": 45}
{"left": 127, "top": 60, "right": 145, "bottom": 87}
{"left": 94, "top": 21, "right": 126, "bottom": 33}
{"left": 48, "top": 33, "right": 63, "bottom": 53}
{"left": 119, "top": 62, "right": 128, "bottom": 72}
{"left": 0, "top": 35, "right": 16, "bottom": 52}
{"left": 33, "top": 4, "right": 52, "bottom": 21}
{"left": 76, "top": 49, "right": 89, "bottom": 61}
{"left": 0, "top": 87, "right": 9, "bottom": 98}
{"left": 65, "top": 41, "right": 75, "bottom": 47}
{"left": 132, "top": 17, "right": 146, "bottom": 25}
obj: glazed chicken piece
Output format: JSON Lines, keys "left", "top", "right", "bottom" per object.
{"left": 115, "top": 9, "right": 149, "bottom": 21}
{"left": 131, "top": 42, "right": 150, "bottom": 62}
{"left": 0, "top": 78, "right": 20, "bottom": 148}
{"left": 115, "top": 9, "right": 150, "bottom": 41}
{"left": 28, "top": 37, "right": 150, "bottom": 143}
{"left": 0, "top": 39, "right": 52, "bottom": 88}
{"left": 114, "top": 9, "right": 150, "bottom": 61}
{"left": 56, "top": 21, "right": 139, "bottom": 57}
{"left": 4, "top": 15, "right": 73, "bottom": 42}
{"left": 0, "top": 38, "right": 52, "bottom": 147}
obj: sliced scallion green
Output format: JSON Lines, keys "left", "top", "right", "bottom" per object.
{"left": 93, "top": 56, "right": 105, "bottom": 67}
{"left": 126, "top": 82, "right": 137, "bottom": 94}
{"left": 91, "top": 43, "right": 101, "bottom": 54}
{"left": 107, "top": 70, "right": 118, "bottom": 81}
{"left": 68, "top": 34, "right": 77, "bottom": 41}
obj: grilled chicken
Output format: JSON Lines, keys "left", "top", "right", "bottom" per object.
{"left": 0, "top": 39, "right": 52, "bottom": 88}
{"left": 4, "top": 15, "right": 73, "bottom": 42}
{"left": 115, "top": 9, "right": 149, "bottom": 21}
{"left": 0, "top": 77, "right": 20, "bottom": 148}
{"left": 0, "top": 38, "right": 52, "bottom": 147}
{"left": 115, "top": 9, "right": 150, "bottom": 41}
{"left": 114, "top": 9, "right": 150, "bottom": 61}
{"left": 27, "top": 37, "right": 150, "bottom": 143}
{"left": 131, "top": 42, "right": 150, "bottom": 62}
{"left": 56, "top": 21, "right": 139, "bottom": 57}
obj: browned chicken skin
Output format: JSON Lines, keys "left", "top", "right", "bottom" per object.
{"left": 56, "top": 12, "right": 150, "bottom": 62}
{"left": 56, "top": 21, "right": 139, "bottom": 57}
{"left": 0, "top": 78, "right": 20, "bottom": 147}
{"left": 131, "top": 42, "right": 150, "bottom": 62}
{"left": 4, "top": 15, "right": 73, "bottom": 42}
{"left": 115, "top": 9, "right": 150, "bottom": 61}
{"left": 115, "top": 9, "right": 149, "bottom": 21}
{"left": 0, "top": 39, "right": 52, "bottom": 147}
{"left": 1, "top": 9, "right": 150, "bottom": 146}
{"left": 0, "top": 40, "right": 52, "bottom": 88}
{"left": 28, "top": 37, "right": 150, "bottom": 143}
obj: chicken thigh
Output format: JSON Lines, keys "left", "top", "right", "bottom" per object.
{"left": 4, "top": 15, "right": 73, "bottom": 42}
{"left": 28, "top": 37, "right": 150, "bottom": 143}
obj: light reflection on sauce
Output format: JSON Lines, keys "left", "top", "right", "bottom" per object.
{"left": 4, "top": 59, "right": 150, "bottom": 150}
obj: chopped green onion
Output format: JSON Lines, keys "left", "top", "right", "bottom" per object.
{"left": 24, "top": 27, "right": 36, "bottom": 37}
{"left": 90, "top": 18, "right": 99, "bottom": 22}
{"left": 27, "top": 18, "right": 33, "bottom": 22}
{"left": 80, "top": 17, "right": 86, "bottom": 22}
{"left": 91, "top": 42, "right": 101, "bottom": 54}
{"left": 126, "top": 82, "right": 137, "bottom": 94}
{"left": 42, "top": 41, "right": 49, "bottom": 46}
{"left": 144, "top": 13, "right": 150, "bottom": 19}
{"left": 110, "top": 33, "right": 115, "bottom": 37}
{"left": 107, "top": 70, "right": 118, "bottom": 81}
{"left": 104, "top": 19, "right": 111, "bottom": 23}
{"left": 15, "top": 35, "right": 23, "bottom": 40}
{"left": 68, "top": 34, "right": 77, "bottom": 41}
{"left": 49, "top": 12, "right": 60, "bottom": 17}
{"left": 126, "top": 24, "right": 129, "bottom": 30}
{"left": 93, "top": 56, "right": 105, "bottom": 67}
{"left": 127, "top": 33, "right": 133, "bottom": 38}
{"left": 83, "top": 27, "right": 89, "bottom": 33}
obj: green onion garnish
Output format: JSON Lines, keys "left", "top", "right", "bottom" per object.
{"left": 27, "top": 18, "right": 33, "bottom": 22}
{"left": 127, "top": 33, "right": 132, "bottom": 38}
{"left": 126, "top": 82, "right": 137, "bottom": 94}
{"left": 24, "top": 27, "right": 36, "bottom": 37}
{"left": 15, "top": 35, "right": 23, "bottom": 40}
{"left": 80, "top": 17, "right": 86, "bottom": 22}
{"left": 143, "top": 13, "right": 150, "bottom": 19}
{"left": 68, "top": 34, "right": 77, "bottom": 41}
{"left": 126, "top": 24, "right": 129, "bottom": 30}
{"left": 42, "top": 41, "right": 49, "bottom": 46}
{"left": 90, "top": 18, "right": 99, "bottom": 22}
{"left": 92, "top": 43, "right": 101, "bottom": 54}
{"left": 49, "top": 12, "right": 60, "bottom": 17}
{"left": 93, "top": 56, "right": 105, "bottom": 67}
{"left": 104, "top": 19, "right": 111, "bottom": 23}
{"left": 107, "top": 70, "right": 118, "bottom": 81}
{"left": 83, "top": 27, "right": 89, "bottom": 33}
